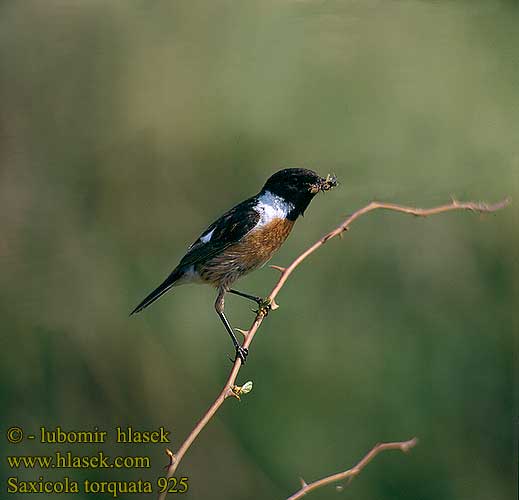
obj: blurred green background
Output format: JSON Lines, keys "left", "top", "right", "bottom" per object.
{"left": 1, "top": 1, "right": 517, "bottom": 499}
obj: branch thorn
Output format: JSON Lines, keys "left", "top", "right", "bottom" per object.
{"left": 234, "top": 328, "right": 249, "bottom": 338}
{"left": 164, "top": 448, "right": 176, "bottom": 468}
{"left": 449, "top": 194, "right": 459, "bottom": 206}
{"left": 269, "top": 264, "right": 286, "bottom": 273}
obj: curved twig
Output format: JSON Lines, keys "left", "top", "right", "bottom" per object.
{"left": 287, "top": 437, "right": 418, "bottom": 499}
{"left": 157, "top": 197, "right": 510, "bottom": 499}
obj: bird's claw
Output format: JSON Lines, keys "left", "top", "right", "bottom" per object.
{"left": 253, "top": 297, "right": 273, "bottom": 317}
{"left": 234, "top": 346, "right": 249, "bottom": 364}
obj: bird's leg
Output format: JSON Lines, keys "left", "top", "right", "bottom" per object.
{"left": 229, "top": 289, "right": 261, "bottom": 303}
{"left": 215, "top": 289, "right": 248, "bottom": 364}
{"left": 229, "top": 289, "right": 272, "bottom": 316}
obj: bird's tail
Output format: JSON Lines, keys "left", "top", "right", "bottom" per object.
{"left": 130, "top": 267, "right": 184, "bottom": 315}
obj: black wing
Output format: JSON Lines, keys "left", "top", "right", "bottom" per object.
{"left": 130, "top": 196, "right": 260, "bottom": 315}
{"left": 179, "top": 196, "right": 261, "bottom": 268}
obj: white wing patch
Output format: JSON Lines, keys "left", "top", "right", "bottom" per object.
{"left": 254, "top": 190, "right": 294, "bottom": 227}
{"left": 200, "top": 227, "right": 215, "bottom": 244}
{"left": 188, "top": 226, "right": 215, "bottom": 250}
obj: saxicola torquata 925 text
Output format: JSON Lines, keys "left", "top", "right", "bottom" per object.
{"left": 131, "top": 168, "right": 337, "bottom": 363}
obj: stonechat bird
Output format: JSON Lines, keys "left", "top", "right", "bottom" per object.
{"left": 131, "top": 168, "right": 337, "bottom": 363}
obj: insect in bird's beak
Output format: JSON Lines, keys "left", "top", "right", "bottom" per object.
{"left": 321, "top": 173, "right": 338, "bottom": 191}
{"left": 310, "top": 173, "right": 338, "bottom": 194}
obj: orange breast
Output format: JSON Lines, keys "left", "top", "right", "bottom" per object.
{"left": 198, "top": 218, "right": 294, "bottom": 288}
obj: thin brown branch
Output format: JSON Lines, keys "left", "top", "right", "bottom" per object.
{"left": 286, "top": 437, "right": 418, "bottom": 500}
{"left": 157, "top": 197, "right": 509, "bottom": 499}
{"left": 268, "top": 197, "right": 510, "bottom": 299}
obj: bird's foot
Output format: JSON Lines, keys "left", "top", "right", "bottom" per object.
{"left": 233, "top": 345, "right": 249, "bottom": 364}
{"left": 253, "top": 297, "right": 273, "bottom": 317}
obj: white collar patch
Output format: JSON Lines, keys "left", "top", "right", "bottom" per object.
{"left": 255, "top": 191, "right": 294, "bottom": 226}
